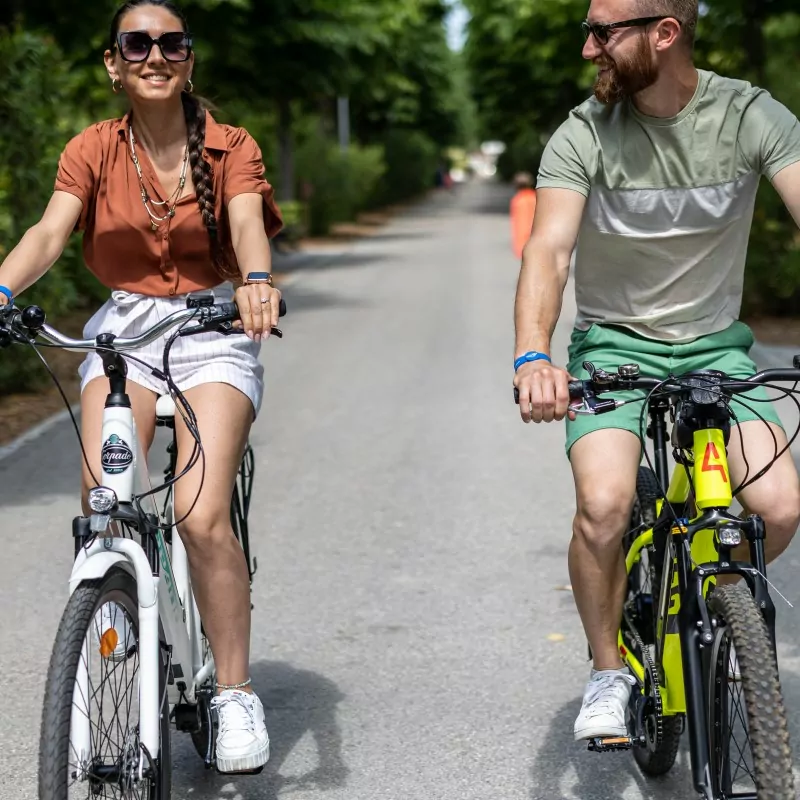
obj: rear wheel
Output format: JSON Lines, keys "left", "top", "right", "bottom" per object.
{"left": 39, "top": 568, "right": 171, "bottom": 799}
{"left": 623, "top": 466, "right": 683, "bottom": 777}
{"left": 706, "top": 584, "right": 795, "bottom": 798}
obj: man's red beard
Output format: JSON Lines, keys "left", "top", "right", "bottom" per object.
{"left": 593, "top": 34, "right": 659, "bottom": 105}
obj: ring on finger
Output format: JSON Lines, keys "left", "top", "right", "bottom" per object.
{"left": 261, "top": 297, "right": 269, "bottom": 304}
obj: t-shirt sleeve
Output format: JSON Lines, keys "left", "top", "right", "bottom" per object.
{"left": 739, "top": 90, "right": 800, "bottom": 180}
{"left": 223, "top": 129, "right": 283, "bottom": 238}
{"left": 537, "top": 114, "right": 594, "bottom": 197}
{"left": 54, "top": 127, "right": 100, "bottom": 231}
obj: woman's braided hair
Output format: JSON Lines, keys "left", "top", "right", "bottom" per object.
{"left": 110, "top": 0, "right": 230, "bottom": 277}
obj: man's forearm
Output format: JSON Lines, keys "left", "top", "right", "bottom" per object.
{"left": 514, "top": 247, "right": 570, "bottom": 358}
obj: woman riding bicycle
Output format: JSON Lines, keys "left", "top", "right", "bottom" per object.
{"left": 0, "top": 0, "right": 282, "bottom": 774}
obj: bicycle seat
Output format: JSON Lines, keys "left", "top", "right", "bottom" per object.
{"left": 155, "top": 394, "right": 176, "bottom": 419}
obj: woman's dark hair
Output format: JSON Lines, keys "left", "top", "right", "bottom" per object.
{"left": 110, "top": 0, "right": 229, "bottom": 277}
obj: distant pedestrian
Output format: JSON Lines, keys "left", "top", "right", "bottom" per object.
{"left": 510, "top": 171, "right": 537, "bottom": 258}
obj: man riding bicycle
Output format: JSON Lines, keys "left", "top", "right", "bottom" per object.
{"left": 513, "top": 0, "right": 800, "bottom": 742}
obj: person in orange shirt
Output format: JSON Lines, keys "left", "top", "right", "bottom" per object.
{"left": 510, "top": 171, "right": 538, "bottom": 259}
{"left": 0, "top": 0, "right": 281, "bottom": 774}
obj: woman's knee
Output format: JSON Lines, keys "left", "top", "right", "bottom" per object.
{"left": 176, "top": 507, "right": 235, "bottom": 554}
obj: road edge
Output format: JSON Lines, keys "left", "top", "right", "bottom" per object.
{"left": 0, "top": 403, "right": 81, "bottom": 464}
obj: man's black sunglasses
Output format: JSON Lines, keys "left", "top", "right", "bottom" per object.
{"left": 581, "top": 16, "right": 672, "bottom": 45}
{"left": 116, "top": 31, "right": 193, "bottom": 63}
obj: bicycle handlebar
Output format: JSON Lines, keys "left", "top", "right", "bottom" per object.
{"left": 0, "top": 297, "right": 287, "bottom": 353}
{"left": 515, "top": 359, "right": 800, "bottom": 415}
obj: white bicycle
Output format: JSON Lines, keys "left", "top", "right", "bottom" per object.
{"left": 0, "top": 296, "right": 282, "bottom": 798}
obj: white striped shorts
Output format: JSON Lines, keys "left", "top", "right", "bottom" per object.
{"left": 78, "top": 284, "right": 264, "bottom": 416}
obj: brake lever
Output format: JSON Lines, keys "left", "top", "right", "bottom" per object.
{"left": 218, "top": 322, "right": 283, "bottom": 339}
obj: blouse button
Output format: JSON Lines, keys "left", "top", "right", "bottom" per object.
{"left": 168, "top": 288, "right": 176, "bottom": 296}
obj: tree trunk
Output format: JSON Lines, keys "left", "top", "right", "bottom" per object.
{"left": 741, "top": 0, "right": 767, "bottom": 85}
{"left": 277, "top": 96, "right": 295, "bottom": 203}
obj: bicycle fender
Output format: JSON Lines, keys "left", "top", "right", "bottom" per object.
{"left": 68, "top": 552, "right": 135, "bottom": 596}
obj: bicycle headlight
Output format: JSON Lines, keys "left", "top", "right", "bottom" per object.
{"left": 716, "top": 523, "right": 742, "bottom": 547}
{"left": 88, "top": 487, "right": 118, "bottom": 514}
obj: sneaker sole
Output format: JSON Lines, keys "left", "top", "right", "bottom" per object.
{"left": 574, "top": 723, "right": 627, "bottom": 741}
{"left": 216, "top": 743, "right": 270, "bottom": 774}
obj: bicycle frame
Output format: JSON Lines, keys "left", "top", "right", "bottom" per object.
{"left": 620, "top": 400, "right": 776, "bottom": 798}
{"left": 67, "top": 381, "right": 211, "bottom": 771}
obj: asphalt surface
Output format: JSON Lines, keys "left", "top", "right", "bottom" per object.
{"left": 2, "top": 180, "right": 800, "bottom": 799}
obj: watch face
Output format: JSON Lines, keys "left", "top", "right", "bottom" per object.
{"left": 246, "top": 272, "right": 272, "bottom": 283}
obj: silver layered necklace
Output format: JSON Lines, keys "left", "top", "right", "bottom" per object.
{"left": 128, "top": 124, "right": 189, "bottom": 231}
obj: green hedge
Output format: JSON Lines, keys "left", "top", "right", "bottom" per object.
{"left": 0, "top": 29, "right": 106, "bottom": 394}
{"left": 295, "top": 137, "right": 386, "bottom": 236}
{"left": 372, "top": 129, "right": 440, "bottom": 207}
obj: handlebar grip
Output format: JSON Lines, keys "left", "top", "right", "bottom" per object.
{"left": 568, "top": 381, "right": 584, "bottom": 401}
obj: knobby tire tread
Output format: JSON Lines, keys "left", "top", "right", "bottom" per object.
{"left": 708, "top": 584, "right": 795, "bottom": 799}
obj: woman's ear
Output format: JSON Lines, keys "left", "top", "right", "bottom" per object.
{"left": 103, "top": 49, "right": 117, "bottom": 82}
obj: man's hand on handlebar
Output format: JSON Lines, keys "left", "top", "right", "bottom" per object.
{"left": 513, "top": 360, "right": 577, "bottom": 423}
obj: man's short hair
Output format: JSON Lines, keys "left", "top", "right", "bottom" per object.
{"left": 636, "top": 0, "right": 699, "bottom": 50}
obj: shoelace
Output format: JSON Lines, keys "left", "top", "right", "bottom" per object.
{"left": 583, "top": 672, "right": 637, "bottom": 716}
{"left": 210, "top": 692, "right": 256, "bottom": 734}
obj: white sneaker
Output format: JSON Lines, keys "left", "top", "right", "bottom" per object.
{"left": 574, "top": 669, "right": 637, "bottom": 741}
{"left": 92, "top": 602, "right": 134, "bottom": 662}
{"left": 211, "top": 690, "right": 270, "bottom": 773}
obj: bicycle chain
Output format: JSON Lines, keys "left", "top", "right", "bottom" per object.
{"left": 624, "top": 605, "right": 663, "bottom": 748}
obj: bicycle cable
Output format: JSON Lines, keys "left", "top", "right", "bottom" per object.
{"left": 11, "top": 307, "right": 212, "bottom": 527}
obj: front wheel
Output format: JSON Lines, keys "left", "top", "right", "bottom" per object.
{"left": 38, "top": 568, "right": 171, "bottom": 799}
{"left": 706, "top": 584, "right": 795, "bottom": 798}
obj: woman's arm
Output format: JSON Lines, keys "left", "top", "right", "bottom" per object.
{"left": 227, "top": 192, "right": 280, "bottom": 341}
{"left": 0, "top": 191, "right": 83, "bottom": 301}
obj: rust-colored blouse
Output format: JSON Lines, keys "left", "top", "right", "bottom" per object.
{"left": 54, "top": 110, "right": 283, "bottom": 296}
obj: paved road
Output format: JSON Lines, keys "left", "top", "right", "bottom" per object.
{"left": 2, "top": 181, "right": 800, "bottom": 799}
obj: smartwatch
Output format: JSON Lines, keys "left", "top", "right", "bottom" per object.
{"left": 245, "top": 271, "right": 273, "bottom": 286}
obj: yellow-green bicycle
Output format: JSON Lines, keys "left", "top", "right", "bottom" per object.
{"left": 569, "top": 360, "right": 798, "bottom": 800}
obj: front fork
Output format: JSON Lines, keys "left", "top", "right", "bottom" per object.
{"left": 678, "top": 514, "right": 775, "bottom": 797}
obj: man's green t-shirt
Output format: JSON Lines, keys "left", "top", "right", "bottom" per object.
{"left": 538, "top": 69, "right": 800, "bottom": 342}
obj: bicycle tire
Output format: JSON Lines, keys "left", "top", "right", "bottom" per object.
{"left": 625, "top": 466, "right": 683, "bottom": 777}
{"left": 38, "top": 568, "right": 171, "bottom": 799}
{"left": 706, "top": 584, "right": 795, "bottom": 799}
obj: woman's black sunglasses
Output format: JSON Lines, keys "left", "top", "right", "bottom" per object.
{"left": 116, "top": 31, "right": 193, "bottom": 63}
{"left": 581, "top": 16, "right": 672, "bottom": 45}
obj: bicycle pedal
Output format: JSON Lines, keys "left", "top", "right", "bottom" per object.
{"left": 587, "top": 735, "right": 636, "bottom": 753}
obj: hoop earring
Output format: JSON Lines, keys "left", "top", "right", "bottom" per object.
{"left": 112, "top": 78, "right": 122, "bottom": 94}
{"left": 185, "top": 78, "right": 194, "bottom": 94}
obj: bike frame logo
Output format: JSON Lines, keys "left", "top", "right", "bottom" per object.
{"left": 101, "top": 433, "right": 133, "bottom": 474}
{"left": 701, "top": 441, "right": 728, "bottom": 483}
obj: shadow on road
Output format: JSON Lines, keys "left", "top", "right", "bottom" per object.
{"left": 173, "top": 659, "right": 348, "bottom": 799}
{"left": 529, "top": 696, "right": 696, "bottom": 800}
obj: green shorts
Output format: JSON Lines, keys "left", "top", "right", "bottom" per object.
{"left": 565, "top": 321, "right": 783, "bottom": 457}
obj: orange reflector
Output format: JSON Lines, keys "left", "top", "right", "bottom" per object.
{"left": 599, "top": 737, "right": 629, "bottom": 745}
{"left": 99, "top": 628, "right": 119, "bottom": 659}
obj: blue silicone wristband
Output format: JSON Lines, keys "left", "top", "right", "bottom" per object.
{"left": 0, "top": 286, "right": 13, "bottom": 303}
{"left": 514, "top": 351, "right": 552, "bottom": 371}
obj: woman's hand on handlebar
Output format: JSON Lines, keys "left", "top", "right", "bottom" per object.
{"left": 234, "top": 281, "right": 282, "bottom": 341}
{"left": 514, "top": 360, "right": 576, "bottom": 423}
